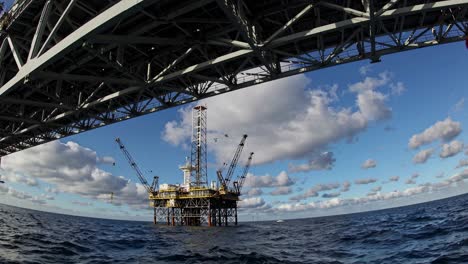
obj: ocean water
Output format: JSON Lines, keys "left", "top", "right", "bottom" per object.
{"left": 1, "top": 194, "right": 468, "bottom": 264}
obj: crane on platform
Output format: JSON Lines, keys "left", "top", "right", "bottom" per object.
{"left": 233, "top": 152, "right": 254, "bottom": 195}
{"left": 217, "top": 134, "right": 247, "bottom": 191}
{"left": 115, "top": 138, "right": 158, "bottom": 194}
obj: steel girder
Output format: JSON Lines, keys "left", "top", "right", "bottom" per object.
{"left": 0, "top": 0, "right": 467, "bottom": 156}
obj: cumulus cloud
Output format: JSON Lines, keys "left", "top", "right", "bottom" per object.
{"left": 41, "top": 194, "right": 55, "bottom": 201}
{"left": 361, "top": 159, "right": 377, "bottom": 169}
{"left": 413, "top": 148, "right": 433, "bottom": 164}
{"left": 97, "top": 156, "right": 116, "bottom": 165}
{"left": 244, "top": 188, "right": 263, "bottom": 197}
{"left": 354, "top": 178, "right": 377, "bottom": 185}
{"left": 162, "top": 72, "right": 396, "bottom": 165}
{"left": 0, "top": 171, "right": 39, "bottom": 187}
{"left": 440, "top": 140, "right": 464, "bottom": 158}
{"left": 288, "top": 152, "right": 336, "bottom": 173}
{"left": 72, "top": 201, "right": 93, "bottom": 207}
{"left": 389, "top": 176, "right": 400, "bottom": 182}
{"left": 341, "top": 181, "right": 351, "bottom": 192}
{"left": 349, "top": 72, "right": 392, "bottom": 121}
{"left": 238, "top": 197, "right": 266, "bottom": 209}
{"left": 405, "top": 179, "right": 416, "bottom": 185}
{"left": 371, "top": 186, "right": 382, "bottom": 192}
{"left": 0, "top": 185, "right": 51, "bottom": 206}
{"left": 278, "top": 198, "right": 344, "bottom": 212}
{"left": 411, "top": 173, "right": 420, "bottom": 179}
{"left": 390, "top": 82, "right": 406, "bottom": 95}
{"left": 243, "top": 171, "right": 294, "bottom": 188}
{"left": 359, "top": 65, "right": 372, "bottom": 75}
{"left": 270, "top": 187, "right": 293, "bottom": 196}
{"left": 290, "top": 183, "right": 341, "bottom": 201}
{"left": 322, "top": 192, "right": 341, "bottom": 198}
{"left": 456, "top": 159, "right": 468, "bottom": 169}
{"left": 277, "top": 171, "right": 468, "bottom": 213}
{"left": 45, "top": 187, "right": 59, "bottom": 194}
{"left": 408, "top": 118, "right": 462, "bottom": 149}
{"left": 435, "top": 172, "right": 445, "bottom": 178}
{"left": 452, "top": 98, "right": 465, "bottom": 112}
{"left": 1, "top": 141, "right": 148, "bottom": 208}
{"left": 449, "top": 170, "right": 468, "bottom": 182}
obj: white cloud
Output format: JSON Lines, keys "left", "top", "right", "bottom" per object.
{"left": 41, "top": 194, "right": 55, "bottom": 201}
{"left": 290, "top": 183, "right": 341, "bottom": 201}
{"left": 97, "top": 156, "right": 115, "bottom": 165}
{"left": 456, "top": 159, "right": 468, "bottom": 169}
{"left": 1, "top": 141, "right": 148, "bottom": 208}
{"left": 371, "top": 186, "right": 382, "bottom": 192}
{"left": 0, "top": 185, "right": 51, "bottom": 206}
{"left": 238, "top": 197, "right": 266, "bottom": 209}
{"left": 322, "top": 192, "right": 341, "bottom": 198}
{"left": 0, "top": 172, "right": 39, "bottom": 187}
{"left": 413, "top": 148, "right": 433, "bottom": 164}
{"left": 243, "top": 188, "right": 263, "bottom": 197}
{"left": 162, "top": 72, "right": 395, "bottom": 165}
{"left": 354, "top": 178, "right": 378, "bottom": 185}
{"left": 162, "top": 118, "right": 191, "bottom": 148}
{"left": 390, "top": 82, "right": 406, "bottom": 96}
{"left": 72, "top": 201, "right": 94, "bottom": 207}
{"left": 278, "top": 198, "right": 345, "bottom": 212}
{"left": 411, "top": 173, "right": 420, "bottom": 179}
{"left": 243, "top": 171, "right": 294, "bottom": 188}
{"left": 270, "top": 186, "right": 293, "bottom": 196}
{"left": 389, "top": 176, "right": 400, "bottom": 182}
{"left": 349, "top": 72, "right": 392, "bottom": 121}
{"left": 289, "top": 152, "right": 336, "bottom": 173}
{"left": 405, "top": 179, "right": 416, "bottom": 185}
{"left": 440, "top": 140, "right": 464, "bottom": 158}
{"left": 359, "top": 65, "right": 372, "bottom": 75}
{"left": 449, "top": 169, "right": 468, "bottom": 183}
{"left": 45, "top": 187, "right": 59, "bottom": 194}
{"left": 408, "top": 118, "right": 462, "bottom": 149}
{"left": 453, "top": 98, "right": 465, "bottom": 112}
{"left": 341, "top": 181, "right": 351, "bottom": 192}
{"left": 277, "top": 171, "right": 468, "bottom": 213}
{"left": 361, "top": 159, "right": 377, "bottom": 169}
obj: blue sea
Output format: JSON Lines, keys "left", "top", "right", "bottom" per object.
{"left": 1, "top": 194, "right": 468, "bottom": 264}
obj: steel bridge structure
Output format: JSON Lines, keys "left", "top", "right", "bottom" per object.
{"left": 0, "top": 0, "right": 467, "bottom": 156}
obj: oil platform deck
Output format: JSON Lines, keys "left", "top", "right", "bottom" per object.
{"left": 151, "top": 188, "right": 239, "bottom": 226}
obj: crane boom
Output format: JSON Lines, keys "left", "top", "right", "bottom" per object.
{"left": 224, "top": 134, "right": 248, "bottom": 186}
{"left": 115, "top": 137, "right": 153, "bottom": 194}
{"left": 233, "top": 152, "right": 254, "bottom": 194}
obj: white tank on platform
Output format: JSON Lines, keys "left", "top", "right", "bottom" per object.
{"left": 179, "top": 157, "right": 193, "bottom": 190}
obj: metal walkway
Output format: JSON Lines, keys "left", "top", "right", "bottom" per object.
{"left": 0, "top": 0, "right": 467, "bottom": 155}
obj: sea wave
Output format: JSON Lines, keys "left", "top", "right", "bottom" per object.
{"left": 1, "top": 194, "right": 468, "bottom": 263}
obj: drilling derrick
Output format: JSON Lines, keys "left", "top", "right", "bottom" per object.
{"left": 190, "top": 105, "right": 208, "bottom": 187}
{"left": 116, "top": 105, "right": 253, "bottom": 226}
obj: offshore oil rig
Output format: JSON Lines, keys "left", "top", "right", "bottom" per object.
{"left": 115, "top": 106, "right": 253, "bottom": 226}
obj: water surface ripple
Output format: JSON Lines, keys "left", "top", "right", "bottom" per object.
{"left": 1, "top": 194, "right": 468, "bottom": 263}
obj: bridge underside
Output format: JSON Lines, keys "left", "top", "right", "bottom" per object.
{"left": 0, "top": 0, "right": 467, "bottom": 155}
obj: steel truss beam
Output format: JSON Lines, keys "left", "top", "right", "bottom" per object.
{"left": 0, "top": 0, "right": 467, "bottom": 155}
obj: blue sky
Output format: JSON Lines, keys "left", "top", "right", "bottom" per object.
{"left": 1, "top": 41, "right": 468, "bottom": 221}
